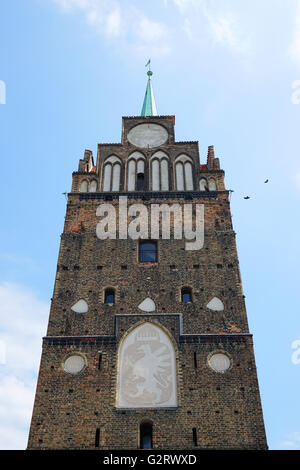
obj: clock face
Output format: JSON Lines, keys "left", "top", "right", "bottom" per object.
{"left": 128, "top": 123, "right": 168, "bottom": 148}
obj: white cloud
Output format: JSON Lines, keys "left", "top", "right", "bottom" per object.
{"left": 205, "top": 13, "right": 249, "bottom": 53}
{"left": 172, "top": 0, "right": 199, "bottom": 13}
{"left": 171, "top": 0, "right": 250, "bottom": 55}
{"left": 183, "top": 18, "right": 193, "bottom": 40}
{"left": 105, "top": 7, "right": 122, "bottom": 38}
{"left": 0, "top": 282, "right": 49, "bottom": 450}
{"left": 51, "top": 0, "right": 171, "bottom": 57}
{"left": 280, "top": 432, "right": 300, "bottom": 450}
{"left": 138, "top": 16, "right": 167, "bottom": 44}
{"left": 289, "top": 4, "right": 300, "bottom": 70}
{"left": 294, "top": 171, "right": 300, "bottom": 190}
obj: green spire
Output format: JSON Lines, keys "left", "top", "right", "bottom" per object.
{"left": 141, "top": 62, "right": 158, "bottom": 117}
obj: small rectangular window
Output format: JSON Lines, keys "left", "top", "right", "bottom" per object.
{"left": 139, "top": 241, "right": 157, "bottom": 263}
{"left": 104, "top": 289, "right": 115, "bottom": 304}
{"left": 192, "top": 428, "right": 197, "bottom": 447}
{"left": 181, "top": 288, "right": 192, "bottom": 303}
{"left": 95, "top": 428, "right": 100, "bottom": 448}
{"left": 194, "top": 352, "right": 197, "bottom": 369}
{"left": 98, "top": 354, "right": 103, "bottom": 371}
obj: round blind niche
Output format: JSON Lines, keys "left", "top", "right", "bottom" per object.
{"left": 208, "top": 353, "right": 231, "bottom": 373}
{"left": 64, "top": 355, "right": 86, "bottom": 375}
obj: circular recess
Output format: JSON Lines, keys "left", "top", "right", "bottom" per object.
{"left": 208, "top": 353, "right": 231, "bottom": 373}
{"left": 63, "top": 355, "right": 86, "bottom": 375}
{"left": 128, "top": 123, "right": 168, "bottom": 148}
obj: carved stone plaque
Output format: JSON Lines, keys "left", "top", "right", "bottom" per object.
{"left": 117, "top": 323, "right": 177, "bottom": 408}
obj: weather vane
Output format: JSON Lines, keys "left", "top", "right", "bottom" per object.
{"left": 145, "top": 59, "right": 151, "bottom": 72}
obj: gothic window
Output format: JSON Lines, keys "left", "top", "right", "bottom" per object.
{"left": 102, "top": 156, "right": 122, "bottom": 192}
{"left": 181, "top": 287, "right": 192, "bottom": 303}
{"left": 104, "top": 288, "right": 115, "bottom": 304}
{"left": 208, "top": 178, "right": 217, "bottom": 191}
{"left": 137, "top": 173, "right": 145, "bottom": 191}
{"left": 140, "top": 422, "right": 153, "bottom": 449}
{"left": 80, "top": 180, "right": 88, "bottom": 192}
{"left": 117, "top": 322, "right": 177, "bottom": 408}
{"left": 151, "top": 151, "right": 169, "bottom": 191}
{"left": 199, "top": 178, "right": 208, "bottom": 191}
{"left": 175, "top": 155, "right": 194, "bottom": 190}
{"left": 127, "top": 152, "right": 146, "bottom": 191}
{"left": 89, "top": 180, "right": 97, "bottom": 192}
{"left": 139, "top": 241, "right": 157, "bottom": 263}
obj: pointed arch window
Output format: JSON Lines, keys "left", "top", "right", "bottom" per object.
{"left": 102, "top": 156, "right": 122, "bottom": 192}
{"left": 89, "top": 180, "right": 97, "bottom": 192}
{"left": 208, "top": 178, "right": 217, "bottom": 191}
{"left": 80, "top": 180, "right": 88, "bottom": 192}
{"left": 175, "top": 155, "right": 194, "bottom": 190}
{"left": 151, "top": 151, "right": 169, "bottom": 191}
{"left": 199, "top": 178, "right": 208, "bottom": 192}
{"left": 127, "top": 152, "right": 146, "bottom": 191}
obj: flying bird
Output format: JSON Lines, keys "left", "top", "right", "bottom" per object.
{"left": 264, "top": 179, "right": 269, "bottom": 183}
{"left": 244, "top": 196, "right": 250, "bottom": 200}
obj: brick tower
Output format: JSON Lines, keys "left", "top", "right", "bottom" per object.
{"left": 27, "top": 69, "right": 267, "bottom": 450}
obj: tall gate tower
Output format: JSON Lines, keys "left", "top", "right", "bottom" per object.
{"left": 28, "top": 69, "right": 267, "bottom": 450}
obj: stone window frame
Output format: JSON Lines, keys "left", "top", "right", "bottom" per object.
{"left": 102, "top": 286, "right": 118, "bottom": 304}
{"left": 104, "top": 287, "right": 116, "bottom": 305}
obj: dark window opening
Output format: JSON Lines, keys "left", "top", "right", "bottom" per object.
{"left": 181, "top": 288, "right": 192, "bottom": 303}
{"left": 139, "top": 241, "right": 157, "bottom": 263}
{"left": 98, "top": 353, "right": 103, "bottom": 370}
{"left": 192, "top": 428, "right": 198, "bottom": 447}
{"left": 137, "top": 173, "right": 145, "bottom": 191}
{"left": 104, "top": 289, "right": 115, "bottom": 304}
{"left": 140, "top": 422, "right": 153, "bottom": 449}
{"left": 95, "top": 428, "right": 100, "bottom": 448}
{"left": 193, "top": 352, "right": 197, "bottom": 369}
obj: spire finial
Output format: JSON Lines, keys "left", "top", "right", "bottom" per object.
{"left": 141, "top": 60, "right": 158, "bottom": 117}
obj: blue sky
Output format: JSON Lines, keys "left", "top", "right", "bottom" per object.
{"left": 0, "top": 0, "right": 300, "bottom": 450}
